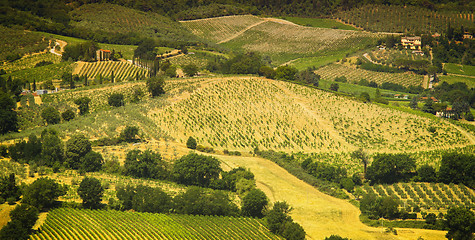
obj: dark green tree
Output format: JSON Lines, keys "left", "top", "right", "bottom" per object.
{"left": 281, "top": 221, "right": 306, "bottom": 240}
{"left": 22, "top": 177, "right": 66, "bottom": 210}
{"left": 324, "top": 235, "right": 349, "bottom": 240}
{"left": 74, "top": 97, "right": 91, "bottom": 115}
{"left": 119, "top": 126, "right": 139, "bottom": 142}
{"left": 65, "top": 134, "right": 92, "bottom": 170}
{"left": 146, "top": 75, "right": 165, "bottom": 97}
{"left": 295, "top": 67, "right": 319, "bottom": 86}
{"left": 173, "top": 186, "right": 239, "bottom": 216}
{"left": 415, "top": 164, "right": 437, "bottom": 182}
{"left": 172, "top": 153, "right": 222, "bottom": 187}
{"left": 40, "top": 128, "right": 64, "bottom": 167}
{"left": 422, "top": 99, "right": 435, "bottom": 114}
{"left": 81, "top": 151, "right": 103, "bottom": 172}
{"left": 183, "top": 64, "right": 198, "bottom": 77}
{"left": 258, "top": 65, "right": 276, "bottom": 79}
{"left": 350, "top": 148, "right": 369, "bottom": 175}
{"left": 0, "top": 90, "right": 18, "bottom": 134}
{"left": 117, "top": 184, "right": 172, "bottom": 213}
{"left": 108, "top": 93, "right": 124, "bottom": 107}
{"left": 275, "top": 65, "right": 298, "bottom": 81}
{"left": 0, "top": 220, "right": 29, "bottom": 240}
{"left": 330, "top": 83, "right": 339, "bottom": 91}
{"left": 0, "top": 173, "right": 21, "bottom": 201}
{"left": 438, "top": 153, "right": 474, "bottom": 188}
{"left": 366, "top": 153, "right": 416, "bottom": 184}
{"left": 124, "top": 150, "right": 168, "bottom": 179}
{"left": 77, "top": 177, "right": 104, "bottom": 209}
{"left": 9, "top": 204, "right": 39, "bottom": 230}
{"left": 241, "top": 188, "right": 268, "bottom": 218}
{"left": 41, "top": 106, "right": 61, "bottom": 125}
{"left": 61, "top": 109, "right": 75, "bottom": 121}
{"left": 445, "top": 207, "right": 475, "bottom": 240}
{"left": 265, "top": 201, "right": 292, "bottom": 234}
{"left": 186, "top": 136, "right": 197, "bottom": 149}
{"left": 360, "top": 92, "right": 371, "bottom": 103}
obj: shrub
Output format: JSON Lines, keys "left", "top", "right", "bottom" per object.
{"left": 119, "top": 126, "right": 139, "bottom": 142}
{"left": 330, "top": 83, "right": 339, "bottom": 91}
{"left": 61, "top": 109, "right": 75, "bottom": 121}
{"left": 108, "top": 93, "right": 124, "bottom": 107}
{"left": 74, "top": 97, "right": 91, "bottom": 115}
{"left": 186, "top": 136, "right": 197, "bottom": 149}
{"left": 146, "top": 75, "right": 165, "bottom": 97}
{"left": 183, "top": 64, "right": 198, "bottom": 77}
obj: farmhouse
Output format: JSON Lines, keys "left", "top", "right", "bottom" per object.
{"left": 463, "top": 32, "right": 473, "bottom": 40}
{"left": 436, "top": 107, "right": 454, "bottom": 118}
{"left": 401, "top": 36, "right": 421, "bottom": 50}
{"left": 96, "top": 49, "right": 111, "bottom": 61}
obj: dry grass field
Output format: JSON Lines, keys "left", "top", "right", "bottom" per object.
{"left": 218, "top": 154, "right": 447, "bottom": 240}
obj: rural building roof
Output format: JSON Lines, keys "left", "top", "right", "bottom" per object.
{"left": 99, "top": 49, "right": 111, "bottom": 52}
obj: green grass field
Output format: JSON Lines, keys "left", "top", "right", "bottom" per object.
{"left": 282, "top": 17, "right": 359, "bottom": 30}
{"left": 438, "top": 74, "right": 475, "bottom": 88}
{"left": 443, "top": 63, "right": 475, "bottom": 76}
{"left": 30, "top": 208, "right": 281, "bottom": 240}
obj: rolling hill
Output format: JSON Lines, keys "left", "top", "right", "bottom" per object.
{"left": 181, "top": 15, "right": 383, "bottom": 66}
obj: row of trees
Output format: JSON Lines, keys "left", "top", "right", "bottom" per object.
{"left": 6, "top": 130, "right": 103, "bottom": 172}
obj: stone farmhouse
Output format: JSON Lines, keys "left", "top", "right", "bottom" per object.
{"left": 96, "top": 49, "right": 111, "bottom": 61}
{"left": 401, "top": 36, "right": 421, "bottom": 50}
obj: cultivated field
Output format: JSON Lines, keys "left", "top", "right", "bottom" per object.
{"left": 315, "top": 63, "right": 424, "bottom": 87}
{"left": 69, "top": 3, "right": 196, "bottom": 43}
{"left": 1, "top": 53, "right": 61, "bottom": 74}
{"left": 334, "top": 4, "right": 474, "bottom": 33}
{"left": 74, "top": 61, "right": 148, "bottom": 82}
{"left": 36, "top": 77, "right": 471, "bottom": 158}
{"left": 362, "top": 182, "right": 475, "bottom": 211}
{"left": 181, "top": 15, "right": 382, "bottom": 65}
{"left": 29, "top": 208, "right": 281, "bottom": 240}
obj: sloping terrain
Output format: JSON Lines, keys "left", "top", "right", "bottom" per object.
{"left": 35, "top": 77, "right": 471, "bottom": 158}
{"left": 69, "top": 3, "right": 197, "bottom": 43}
{"left": 181, "top": 15, "right": 382, "bottom": 65}
{"left": 219, "top": 154, "right": 447, "bottom": 240}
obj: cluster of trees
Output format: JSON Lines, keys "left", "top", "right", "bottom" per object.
{"left": 5, "top": 129, "right": 103, "bottom": 172}
{"left": 418, "top": 81, "right": 475, "bottom": 119}
{"left": 426, "top": 27, "right": 475, "bottom": 66}
{"left": 364, "top": 152, "right": 474, "bottom": 188}
{"left": 265, "top": 201, "right": 306, "bottom": 240}
{"left": 61, "top": 41, "right": 99, "bottom": 62}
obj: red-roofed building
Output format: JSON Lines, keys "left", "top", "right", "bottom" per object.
{"left": 96, "top": 49, "right": 111, "bottom": 61}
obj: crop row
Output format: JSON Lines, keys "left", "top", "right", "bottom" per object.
{"left": 29, "top": 208, "right": 281, "bottom": 240}
{"left": 314, "top": 63, "right": 423, "bottom": 87}
{"left": 77, "top": 61, "right": 147, "bottom": 81}
{"left": 181, "top": 15, "right": 265, "bottom": 42}
{"left": 334, "top": 4, "right": 474, "bottom": 34}
{"left": 363, "top": 182, "right": 475, "bottom": 211}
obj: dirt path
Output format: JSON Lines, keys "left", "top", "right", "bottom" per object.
{"left": 218, "top": 154, "right": 446, "bottom": 240}
{"left": 363, "top": 53, "right": 381, "bottom": 65}
{"left": 218, "top": 20, "right": 267, "bottom": 44}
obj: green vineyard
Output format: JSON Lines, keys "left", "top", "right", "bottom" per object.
{"left": 76, "top": 61, "right": 148, "bottom": 82}
{"left": 315, "top": 63, "right": 424, "bottom": 87}
{"left": 361, "top": 182, "right": 475, "bottom": 211}
{"left": 334, "top": 4, "right": 474, "bottom": 34}
{"left": 30, "top": 208, "right": 282, "bottom": 240}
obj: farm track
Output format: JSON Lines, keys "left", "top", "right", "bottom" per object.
{"left": 218, "top": 154, "right": 446, "bottom": 240}
{"left": 217, "top": 20, "right": 267, "bottom": 44}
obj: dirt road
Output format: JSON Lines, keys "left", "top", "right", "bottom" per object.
{"left": 217, "top": 154, "right": 447, "bottom": 240}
